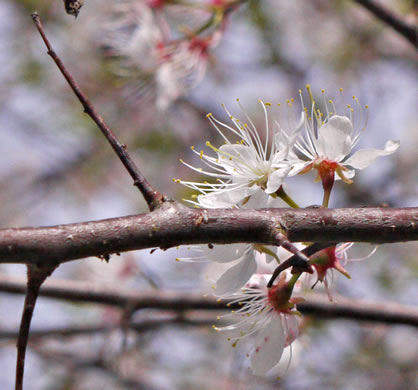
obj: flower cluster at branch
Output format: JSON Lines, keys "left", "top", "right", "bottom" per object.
{"left": 102, "top": 0, "right": 238, "bottom": 110}
{"left": 176, "top": 86, "right": 399, "bottom": 375}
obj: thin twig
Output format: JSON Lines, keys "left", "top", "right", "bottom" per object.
{"left": 274, "top": 232, "right": 311, "bottom": 266}
{"left": 1, "top": 274, "right": 417, "bottom": 326}
{"left": 31, "top": 12, "right": 165, "bottom": 211}
{"left": 352, "top": 0, "right": 417, "bottom": 48}
{"left": 15, "top": 265, "right": 56, "bottom": 390}
{"left": 267, "top": 242, "right": 335, "bottom": 287}
{"left": 0, "top": 315, "right": 220, "bottom": 340}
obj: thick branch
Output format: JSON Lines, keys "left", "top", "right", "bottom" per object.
{"left": 352, "top": 0, "right": 417, "bottom": 48}
{"left": 1, "top": 274, "right": 417, "bottom": 326}
{"left": 0, "top": 206, "right": 416, "bottom": 266}
{"left": 31, "top": 13, "right": 164, "bottom": 210}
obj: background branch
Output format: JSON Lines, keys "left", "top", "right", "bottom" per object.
{"left": 352, "top": 0, "right": 417, "bottom": 48}
{"left": 1, "top": 274, "right": 417, "bottom": 326}
{"left": 1, "top": 207, "right": 416, "bottom": 266}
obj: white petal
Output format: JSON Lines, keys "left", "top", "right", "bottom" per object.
{"left": 283, "top": 315, "right": 301, "bottom": 346}
{"left": 265, "top": 166, "right": 291, "bottom": 194}
{"left": 344, "top": 140, "right": 400, "bottom": 169}
{"left": 251, "top": 315, "right": 285, "bottom": 375}
{"left": 218, "top": 144, "right": 257, "bottom": 172}
{"left": 203, "top": 244, "right": 248, "bottom": 264}
{"left": 214, "top": 251, "right": 256, "bottom": 295}
{"left": 315, "top": 116, "right": 353, "bottom": 160}
{"left": 288, "top": 161, "right": 311, "bottom": 176}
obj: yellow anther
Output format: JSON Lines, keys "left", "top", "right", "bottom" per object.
{"left": 206, "top": 113, "right": 212, "bottom": 118}
{"left": 365, "top": 105, "right": 369, "bottom": 109}
{"left": 175, "top": 258, "right": 180, "bottom": 262}
{"left": 321, "top": 89, "right": 325, "bottom": 94}
{"left": 339, "top": 87, "right": 343, "bottom": 93}
{"left": 265, "top": 102, "right": 271, "bottom": 106}
{"left": 200, "top": 150, "right": 204, "bottom": 159}
{"left": 290, "top": 98, "right": 295, "bottom": 103}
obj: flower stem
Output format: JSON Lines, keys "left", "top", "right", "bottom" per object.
{"left": 322, "top": 187, "right": 332, "bottom": 208}
{"left": 275, "top": 186, "right": 300, "bottom": 208}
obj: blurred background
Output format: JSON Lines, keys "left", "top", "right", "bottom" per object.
{"left": 0, "top": 0, "right": 417, "bottom": 389}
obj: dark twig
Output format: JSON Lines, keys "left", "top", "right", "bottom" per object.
{"left": 274, "top": 232, "right": 311, "bottom": 266}
{"left": 352, "top": 0, "right": 417, "bottom": 48}
{"left": 31, "top": 13, "right": 165, "bottom": 211}
{"left": 267, "top": 242, "right": 335, "bottom": 287}
{"left": 1, "top": 275, "right": 417, "bottom": 326}
{"left": 1, "top": 207, "right": 416, "bottom": 266}
{"left": 15, "top": 265, "right": 56, "bottom": 390}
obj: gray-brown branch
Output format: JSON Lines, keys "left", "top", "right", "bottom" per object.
{"left": 0, "top": 206, "right": 417, "bottom": 266}
{"left": 1, "top": 274, "right": 417, "bottom": 327}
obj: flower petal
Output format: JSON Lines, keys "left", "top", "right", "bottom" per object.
{"left": 265, "top": 166, "right": 291, "bottom": 194}
{"left": 214, "top": 251, "right": 256, "bottom": 295}
{"left": 203, "top": 244, "right": 249, "bottom": 264}
{"left": 251, "top": 315, "right": 285, "bottom": 375}
{"left": 217, "top": 144, "right": 257, "bottom": 173}
{"left": 315, "top": 116, "right": 353, "bottom": 160}
{"left": 344, "top": 140, "right": 400, "bottom": 169}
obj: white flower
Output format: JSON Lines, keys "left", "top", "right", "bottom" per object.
{"left": 214, "top": 273, "right": 302, "bottom": 375}
{"left": 104, "top": 2, "right": 164, "bottom": 73}
{"left": 289, "top": 85, "right": 400, "bottom": 183}
{"left": 309, "top": 242, "right": 377, "bottom": 301}
{"left": 197, "top": 191, "right": 286, "bottom": 296}
{"left": 177, "top": 100, "right": 301, "bottom": 204}
{"left": 104, "top": 2, "right": 222, "bottom": 110}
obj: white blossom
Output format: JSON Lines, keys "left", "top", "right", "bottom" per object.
{"left": 288, "top": 86, "right": 400, "bottom": 183}
{"left": 196, "top": 191, "right": 286, "bottom": 296}
{"left": 177, "top": 100, "right": 301, "bottom": 204}
{"left": 214, "top": 273, "right": 302, "bottom": 375}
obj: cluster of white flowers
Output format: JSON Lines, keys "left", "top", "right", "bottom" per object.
{"left": 103, "top": 0, "right": 228, "bottom": 110}
{"left": 175, "top": 86, "right": 399, "bottom": 375}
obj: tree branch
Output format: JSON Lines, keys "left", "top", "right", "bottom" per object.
{"left": 31, "top": 12, "right": 165, "bottom": 211}
{"left": 1, "top": 274, "right": 417, "bottom": 326}
{"left": 0, "top": 315, "right": 218, "bottom": 340}
{"left": 352, "top": 0, "right": 417, "bottom": 48}
{"left": 1, "top": 206, "right": 416, "bottom": 266}
{"left": 15, "top": 265, "right": 56, "bottom": 390}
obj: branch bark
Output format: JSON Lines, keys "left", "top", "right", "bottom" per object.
{"left": 1, "top": 274, "right": 417, "bottom": 327}
{"left": 1, "top": 206, "right": 417, "bottom": 266}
